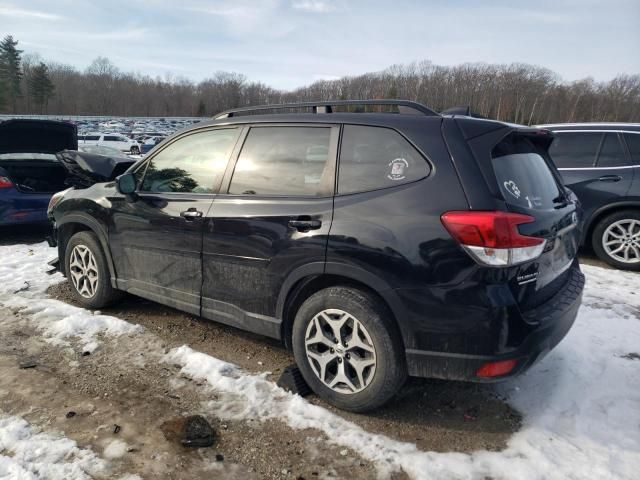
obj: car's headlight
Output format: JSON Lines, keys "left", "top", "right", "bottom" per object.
{"left": 47, "top": 187, "right": 73, "bottom": 216}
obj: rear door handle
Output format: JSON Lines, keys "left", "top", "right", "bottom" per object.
{"left": 598, "top": 175, "right": 622, "bottom": 182}
{"left": 180, "top": 208, "right": 203, "bottom": 220}
{"left": 289, "top": 218, "right": 322, "bottom": 231}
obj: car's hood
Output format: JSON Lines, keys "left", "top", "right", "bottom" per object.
{"left": 0, "top": 119, "right": 78, "bottom": 154}
{"left": 55, "top": 150, "right": 136, "bottom": 185}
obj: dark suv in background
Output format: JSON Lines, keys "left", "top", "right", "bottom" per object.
{"left": 541, "top": 123, "right": 640, "bottom": 270}
{"left": 49, "top": 100, "right": 584, "bottom": 411}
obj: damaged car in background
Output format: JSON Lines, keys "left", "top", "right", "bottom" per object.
{"left": 0, "top": 119, "right": 134, "bottom": 226}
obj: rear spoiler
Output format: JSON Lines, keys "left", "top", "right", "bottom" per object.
{"left": 440, "top": 106, "right": 487, "bottom": 119}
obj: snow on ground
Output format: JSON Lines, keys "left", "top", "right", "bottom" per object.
{"left": 0, "top": 243, "right": 140, "bottom": 351}
{"left": 0, "top": 414, "right": 126, "bottom": 480}
{"left": 2, "top": 242, "right": 640, "bottom": 479}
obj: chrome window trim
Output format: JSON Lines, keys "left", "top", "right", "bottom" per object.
{"left": 559, "top": 165, "right": 639, "bottom": 171}
{"left": 538, "top": 123, "right": 640, "bottom": 129}
{"left": 551, "top": 129, "right": 640, "bottom": 135}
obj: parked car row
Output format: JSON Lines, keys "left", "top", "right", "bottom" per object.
{"left": 0, "top": 102, "right": 634, "bottom": 412}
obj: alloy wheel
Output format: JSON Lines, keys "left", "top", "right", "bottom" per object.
{"left": 602, "top": 219, "right": 640, "bottom": 264}
{"left": 304, "top": 309, "right": 377, "bottom": 394}
{"left": 69, "top": 245, "right": 99, "bottom": 298}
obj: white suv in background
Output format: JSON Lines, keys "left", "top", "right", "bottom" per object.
{"left": 78, "top": 133, "right": 141, "bottom": 155}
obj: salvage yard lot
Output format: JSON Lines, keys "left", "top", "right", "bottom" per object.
{"left": 0, "top": 227, "right": 639, "bottom": 480}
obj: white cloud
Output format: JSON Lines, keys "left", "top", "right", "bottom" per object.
{"left": 0, "top": 3, "right": 64, "bottom": 20}
{"left": 292, "top": 0, "right": 336, "bottom": 13}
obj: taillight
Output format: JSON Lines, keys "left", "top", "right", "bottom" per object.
{"left": 441, "top": 211, "right": 546, "bottom": 266}
{"left": 0, "top": 176, "right": 14, "bottom": 189}
{"left": 476, "top": 359, "right": 518, "bottom": 378}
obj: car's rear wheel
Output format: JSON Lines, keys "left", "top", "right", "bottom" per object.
{"left": 65, "top": 231, "right": 122, "bottom": 308}
{"left": 130, "top": 146, "right": 140, "bottom": 155}
{"left": 592, "top": 210, "right": 640, "bottom": 270}
{"left": 292, "top": 286, "right": 406, "bottom": 412}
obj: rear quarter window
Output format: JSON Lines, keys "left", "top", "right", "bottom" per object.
{"left": 492, "top": 135, "right": 562, "bottom": 210}
{"left": 338, "top": 125, "right": 430, "bottom": 194}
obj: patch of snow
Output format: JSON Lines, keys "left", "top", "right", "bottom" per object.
{"left": 0, "top": 414, "right": 106, "bottom": 480}
{"left": 103, "top": 439, "right": 128, "bottom": 459}
{"left": 0, "top": 243, "right": 141, "bottom": 350}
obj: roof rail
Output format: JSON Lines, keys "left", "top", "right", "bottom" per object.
{"left": 213, "top": 99, "right": 440, "bottom": 119}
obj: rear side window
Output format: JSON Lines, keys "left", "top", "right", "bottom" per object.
{"left": 596, "top": 133, "right": 627, "bottom": 168}
{"left": 228, "top": 126, "right": 333, "bottom": 196}
{"left": 492, "top": 135, "right": 561, "bottom": 210}
{"left": 141, "top": 128, "right": 239, "bottom": 193}
{"left": 624, "top": 133, "right": 640, "bottom": 164}
{"left": 104, "top": 135, "right": 119, "bottom": 141}
{"left": 338, "top": 125, "right": 429, "bottom": 194}
{"left": 548, "top": 132, "right": 601, "bottom": 168}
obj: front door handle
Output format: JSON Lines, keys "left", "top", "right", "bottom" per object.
{"left": 180, "top": 208, "right": 203, "bottom": 220}
{"left": 289, "top": 217, "right": 322, "bottom": 232}
{"left": 598, "top": 175, "right": 622, "bottom": 182}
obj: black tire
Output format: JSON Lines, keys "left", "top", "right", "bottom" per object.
{"left": 130, "top": 146, "right": 140, "bottom": 155}
{"left": 292, "top": 286, "right": 407, "bottom": 412}
{"left": 64, "top": 231, "right": 122, "bottom": 308}
{"left": 592, "top": 209, "right": 640, "bottom": 271}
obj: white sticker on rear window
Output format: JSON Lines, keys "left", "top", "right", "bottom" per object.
{"left": 503, "top": 180, "right": 521, "bottom": 199}
{"left": 387, "top": 158, "right": 408, "bottom": 180}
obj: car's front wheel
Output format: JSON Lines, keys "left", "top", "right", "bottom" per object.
{"left": 592, "top": 210, "right": 640, "bottom": 270}
{"left": 292, "top": 286, "right": 406, "bottom": 412}
{"left": 64, "top": 231, "right": 122, "bottom": 308}
{"left": 130, "top": 146, "right": 140, "bottom": 155}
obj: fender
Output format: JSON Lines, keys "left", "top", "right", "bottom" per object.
{"left": 583, "top": 200, "right": 640, "bottom": 244}
{"left": 276, "top": 261, "right": 410, "bottom": 345}
{"left": 57, "top": 213, "right": 118, "bottom": 287}
{"left": 324, "top": 262, "right": 409, "bottom": 334}
{"left": 275, "top": 262, "right": 326, "bottom": 320}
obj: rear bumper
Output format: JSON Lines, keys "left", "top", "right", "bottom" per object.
{"left": 405, "top": 265, "right": 585, "bottom": 381}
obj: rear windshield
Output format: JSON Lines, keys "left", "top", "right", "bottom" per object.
{"left": 491, "top": 135, "right": 561, "bottom": 210}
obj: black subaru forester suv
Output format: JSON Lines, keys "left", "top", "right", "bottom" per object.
{"left": 48, "top": 100, "right": 584, "bottom": 412}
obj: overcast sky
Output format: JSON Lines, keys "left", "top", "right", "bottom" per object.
{"left": 2, "top": 0, "right": 639, "bottom": 90}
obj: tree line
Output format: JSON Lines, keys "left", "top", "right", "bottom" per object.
{"left": 1, "top": 35, "right": 638, "bottom": 124}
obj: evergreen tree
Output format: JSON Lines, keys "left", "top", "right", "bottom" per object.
{"left": 28, "top": 62, "right": 55, "bottom": 113}
{"left": 0, "top": 35, "right": 23, "bottom": 113}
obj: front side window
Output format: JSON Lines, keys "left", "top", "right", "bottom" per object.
{"left": 597, "top": 133, "right": 627, "bottom": 168}
{"left": 338, "top": 125, "right": 430, "bottom": 194}
{"left": 548, "top": 132, "right": 602, "bottom": 168}
{"left": 228, "top": 126, "right": 333, "bottom": 196}
{"left": 140, "top": 128, "right": 239, "bottom": 194}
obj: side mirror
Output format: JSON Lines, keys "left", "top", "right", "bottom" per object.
{"left": 116, "top": 173, "right": 137, "bottom": 199}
